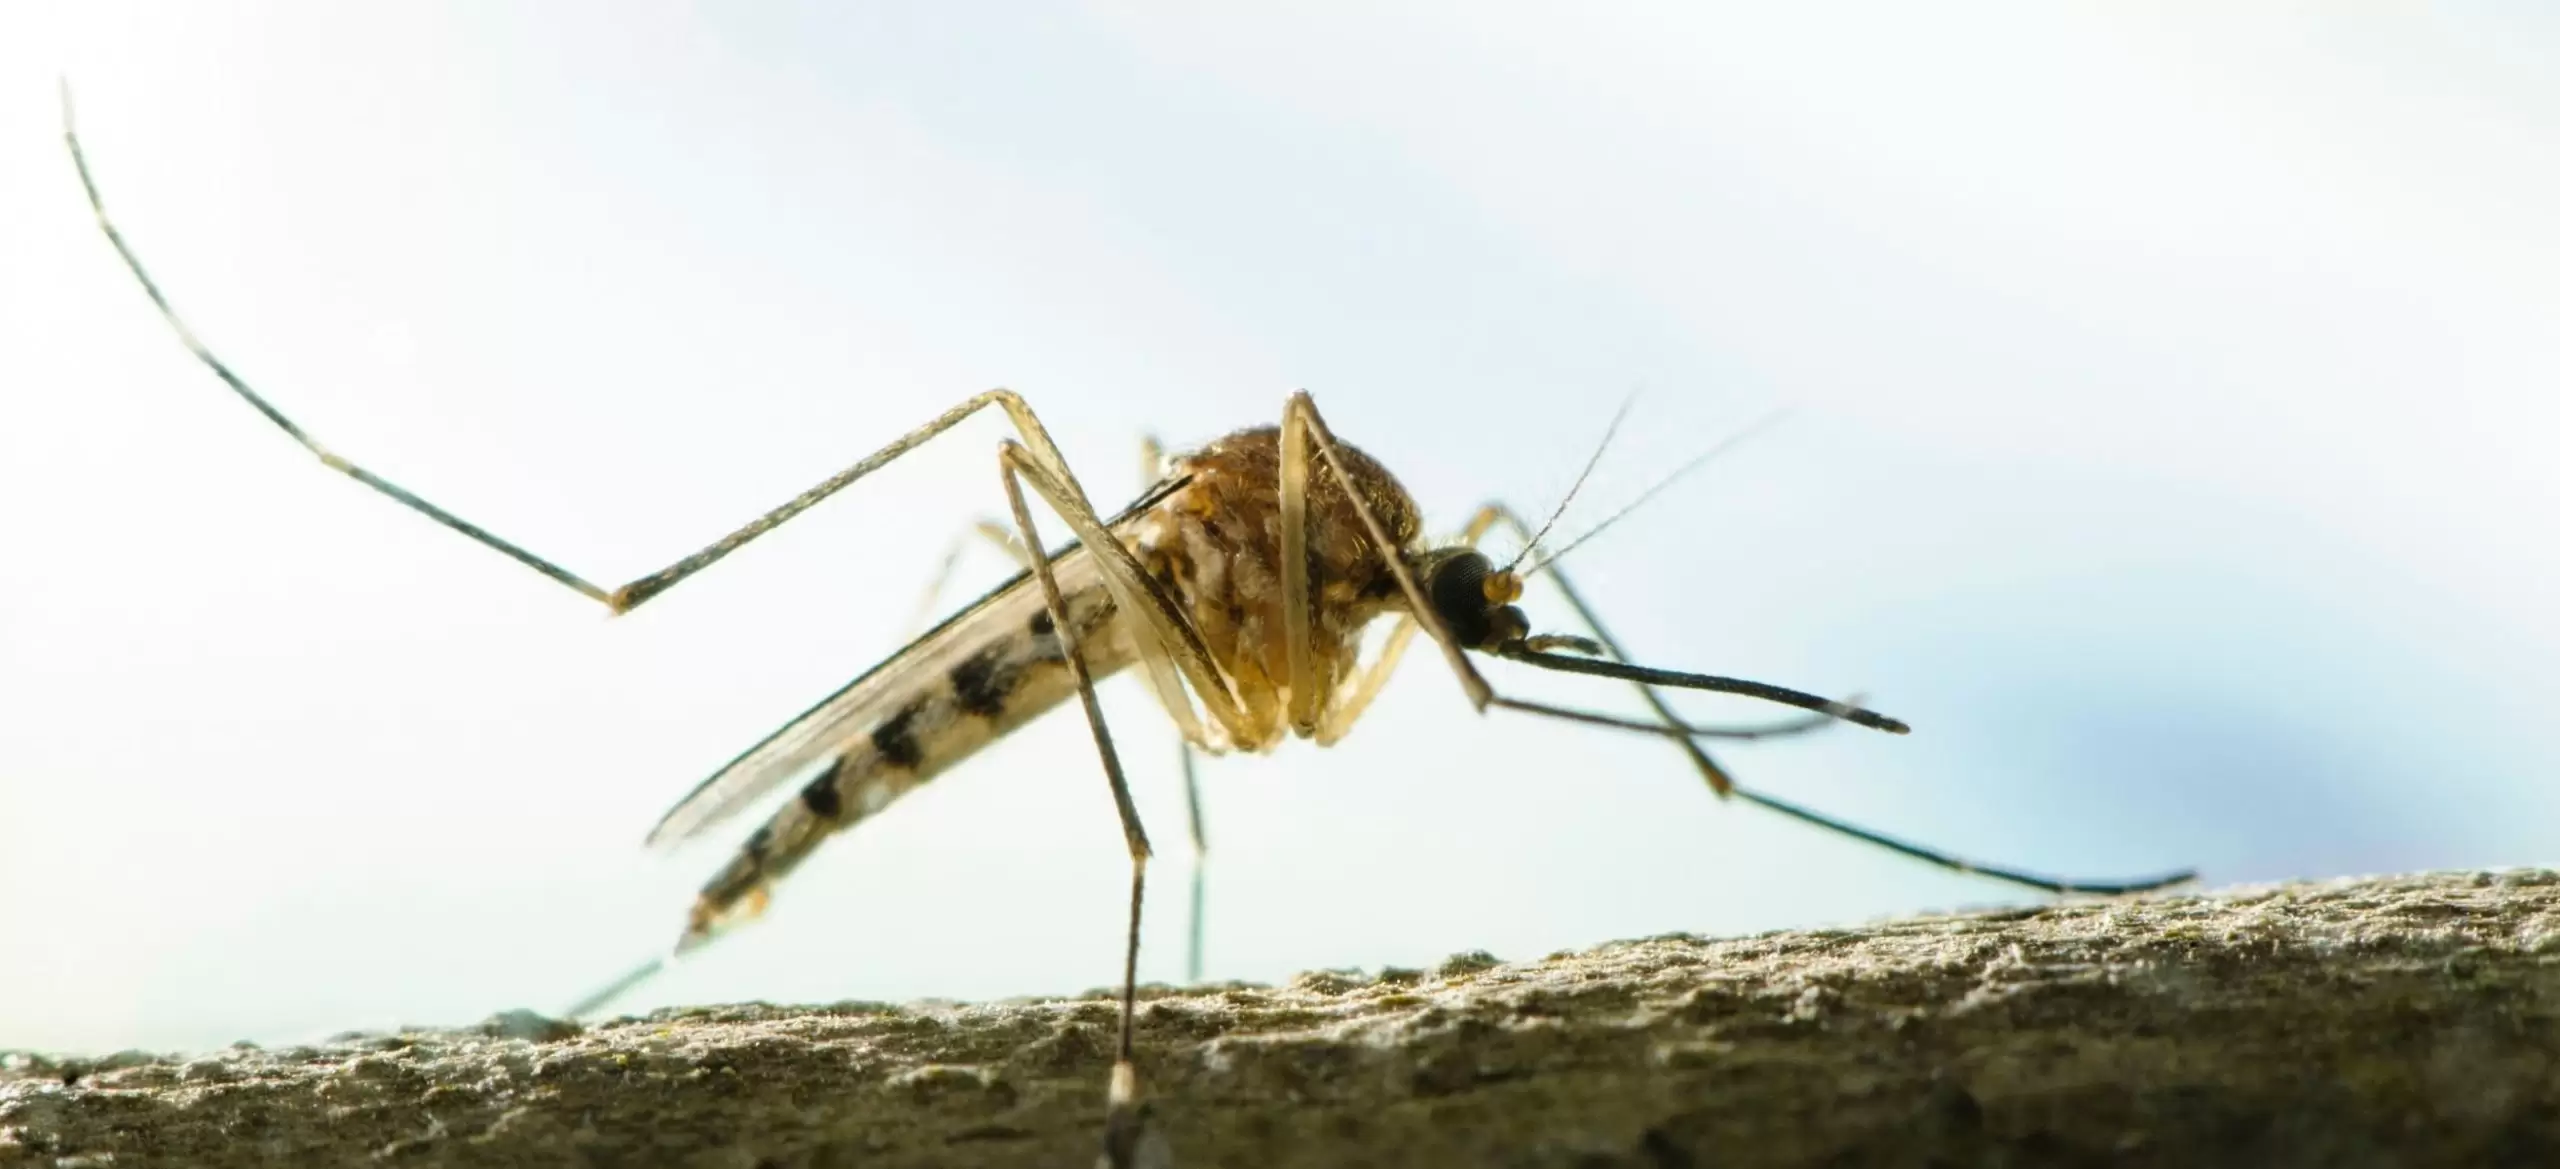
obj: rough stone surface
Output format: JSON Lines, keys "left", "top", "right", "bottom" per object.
{"left": 7, "top": 870, "right": 2559, "bottom": 1168}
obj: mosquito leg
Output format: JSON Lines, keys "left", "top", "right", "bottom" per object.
{"left": 1305, "top": 504, "right": 1503, "bottom": 744}
{"left": 1282, "top": 393, "right": 1499, "bottom": 713}
{"left": 1179, "top": 739, "right": 1207, "bottom": 985}
{"left": 995, "top": 441, "right": 1158, "bottom": 1169}
{"left": 63, "top": 97, "right": 614, "bottom": 604}
{"left": 69, "top": 98, "right": 1145, "bottom": 623}
{"left": 1018, "top": 432, "right": 1254, "bottom": 760}
{"left": 77, "top": 90, "right": 1254, "bottom": 762}
{"left": 1142, "top": 433, "right": 1214, "bottom": 986}
{"left": 1472, "top": 499, "right": 2192, "bottom": 895}
{"left": 74, "top": 90, "right": 1267, "bottom": 821}
{"left": 1282, "top": 395, "right": 2192, "bottom": 897}
{"left": 608, "top": 389, "right": 1113, "bottom": 611}
{"left": 1275, "top": 407, "right": 1325, "bottom": 733}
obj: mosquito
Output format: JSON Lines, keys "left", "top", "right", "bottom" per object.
{"left": 63, "top": 90, "right": 2195, "bottom": 1169}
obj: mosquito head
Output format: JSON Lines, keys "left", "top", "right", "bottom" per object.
{"left": 1418, "top": 539, "right": 1911, "bottom": 738}
{"left": 1418, "top": 547, "right": 1532, "bottom": 650}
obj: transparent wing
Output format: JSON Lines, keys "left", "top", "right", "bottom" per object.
{"left": 640, "top": 475, "right": 1186, "bottom": 848}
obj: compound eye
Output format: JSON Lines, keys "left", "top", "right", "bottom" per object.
{"left": 1425, "top": 550, "right": 1500, "bottom": 647}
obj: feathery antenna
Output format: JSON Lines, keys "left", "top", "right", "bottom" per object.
{"left": 1503, "top": 393, "right": 1638, "bottom": 575}
{"left": 1523, "top": 408, "right": 1793, "bottom": 579}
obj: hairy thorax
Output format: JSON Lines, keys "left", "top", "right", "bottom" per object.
{"left": 1133, "top": 425, "right": 1423, "bottom": 750}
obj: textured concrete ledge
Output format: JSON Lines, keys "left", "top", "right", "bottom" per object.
{"left": 7, "top": 870, "right": 2558, "bottom": 1168}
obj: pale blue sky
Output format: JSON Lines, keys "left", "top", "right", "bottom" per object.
{"left": 4, "top": 3, "right": 2558, "bottom": 1053}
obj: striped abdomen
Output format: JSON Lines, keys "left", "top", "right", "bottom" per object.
{"left": 676, "top": 575, "right": 1130, "bottom": 947}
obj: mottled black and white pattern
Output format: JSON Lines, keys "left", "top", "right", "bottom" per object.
{"left": 678, "top": 574, "right": 1126, "bottom": 944}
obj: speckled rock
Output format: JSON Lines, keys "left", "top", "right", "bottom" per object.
{"left": 7, "top": 870, "right": 2558, "bottom": 1168}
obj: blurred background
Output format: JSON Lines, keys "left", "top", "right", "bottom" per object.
{"left": 3, "top": 3, "right": 2556, "bottom": 1054}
